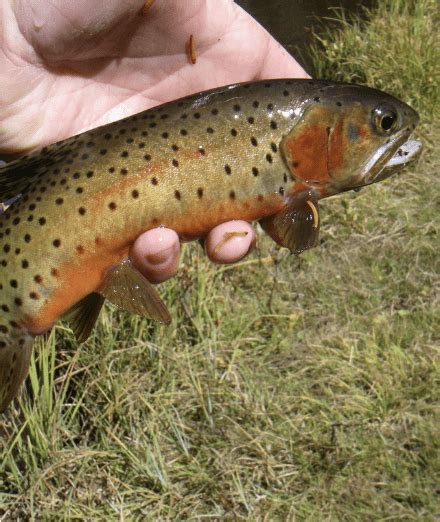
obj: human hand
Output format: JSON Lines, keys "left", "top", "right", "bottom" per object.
{"left": 0, "top": 0, "right": 309, "bottom": 282}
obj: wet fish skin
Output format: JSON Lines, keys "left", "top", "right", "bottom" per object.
{"left": 0, "top": 79, "right": 420, "bottom": 411}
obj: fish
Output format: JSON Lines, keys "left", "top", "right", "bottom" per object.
{"left": 0, "top": 79, "right": 422, "bottom": 411}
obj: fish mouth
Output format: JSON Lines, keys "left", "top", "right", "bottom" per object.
{"left": 363, "top": 130, "right": 422, "bottom": 185}
{"left": 376, "top": 139, "right": 423, "bottom": 180}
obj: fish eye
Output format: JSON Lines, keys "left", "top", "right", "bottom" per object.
{"left": 373, "top": 105, "right": 399, "bottom": 134}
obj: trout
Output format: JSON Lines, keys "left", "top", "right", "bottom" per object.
{"left": 0, "top": 79, "right": 421, "bottom": 411}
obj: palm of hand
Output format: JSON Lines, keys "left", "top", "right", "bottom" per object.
{"left": 0, "top": 0, "right": 307, "bottom": 153}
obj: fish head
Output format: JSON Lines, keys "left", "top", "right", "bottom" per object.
{"left": 280, "top": 83, "right": 422, "bottom": 196}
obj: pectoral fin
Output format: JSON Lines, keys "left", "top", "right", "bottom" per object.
{"left": 100, "top": 260, "right": 171, "bottom": 324}
{"left": 0, "top": 334, "right": 33, "bottom": 412}
{"left": 260, "top": 196, "right": 320, "bottom": 255}
{"left": 63, "top": 293, "right": 105, "bottom": 343}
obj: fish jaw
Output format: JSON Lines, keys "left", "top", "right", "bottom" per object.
{"left": 370, "top": 139, "right": 423, "bottom": 183}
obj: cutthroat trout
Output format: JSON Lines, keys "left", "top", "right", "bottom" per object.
{"left": 0, "top": 79, "right": 421, "bottom": 411}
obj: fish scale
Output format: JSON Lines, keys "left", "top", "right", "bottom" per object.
{"left": 0, "top": 79, "right": 421, "bottom": 411}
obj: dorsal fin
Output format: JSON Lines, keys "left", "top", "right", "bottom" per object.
{"left": 0, "top": 136, "right": 81, "bottom": 201}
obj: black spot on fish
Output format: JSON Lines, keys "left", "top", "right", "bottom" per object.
{"left": 225, "top": 165, "right": 232, "bottom": 175}
{"left": 253, "top": 101, "right": 259, "bottom": 108}
{"left": 197, "top": 188, "right": 203, "bottom": 198}
{"left": 86, "top": 171, "right": 94, "bottom": 178}
{"left": 78, "top": 207, "right": 86, "bottom": 215}
{"left": 252, "top": 167, "right": 259, "bottom": 177}
{"left": 266, "top": 154, "right": 273, "bottom": 164}
{"left": 251, "top": 137, "right": 258, "bottom": 147}
{"left": 121, "top": 151, "right": 129, "bottom": 158}
{"left": 231, "top": 129, "right": 237, "bottom": 137}
{"left": 120, "top": 168, "right": 128, "bottom": 175}
{"left": 247, "top": 117, "right": 255, "bottom": 124}
{"left": 144, "top": 154, "right": 152, "bottom": 161}
{"left": 53, "top": 239, "right": 61, "bottom": 248}
{"left": 233, "top": 104, "right": 241, "bottom": 112}
{"left": 108, "top": 202, "right": 117, "bottom": 211}
{"left": 38, "top": 218, "right": 46, "bottom": 225}
{"left": 211, "top": 108, "right": 219, "bottom": 115}
{"left": 172, "top": 159, "right": 179, "bottom": 167}
{"left": 270, "top": 121, "right": 277, "bottom": 130}
{"left": 162, "top": 132, "right": 169, "bottom": 139}
{"left": 56, "top": 198, "right": 64, "bottom": 205}
{"left": 207, "top": 127, "right": 214, "bottom": 134}
{"left": 174, "top": 190, "right": 181, "bottom": 200}
{"left": 271, "top": 142, "right": 278, "bottom": 153}
{"left": 229, "top": 190, "right": 236, "bottom": 200}
{"left": 180, "top": 129, "right": 188, "bottom": 136}
{"left": 193, "top": 112, "right": 201, "bottom": 119}
{"left": 132, "top": 190, "right": 139, "bottom": 199}
{"left": 21, "top": 260, "right": 29, "bottom": 269}
{"left": 108, "top": 167, "right": 115, "bottom": 173}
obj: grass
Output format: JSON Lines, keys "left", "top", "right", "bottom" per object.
{"left": 1, "top": 0, "right": 439, "bottom": 519}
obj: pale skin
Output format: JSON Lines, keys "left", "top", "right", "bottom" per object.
{"left": 0, "top": 0, "right": 309, "bottom": 283}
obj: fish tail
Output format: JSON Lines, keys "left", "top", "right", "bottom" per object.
{"left": 0, "top": 318, "right": 34, "bottom": 412}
